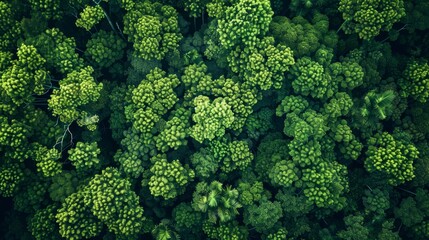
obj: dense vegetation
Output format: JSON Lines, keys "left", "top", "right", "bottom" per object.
{"left": 0, "top": 0, "right": 428, "bottom": 239}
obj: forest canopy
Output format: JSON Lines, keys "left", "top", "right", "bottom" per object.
{"left": 0, "top": 0, "right": 429, "bottom": 239}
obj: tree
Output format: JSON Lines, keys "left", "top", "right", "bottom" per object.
{"left": 338, "top": 0, "right": 406, "bottom": 39}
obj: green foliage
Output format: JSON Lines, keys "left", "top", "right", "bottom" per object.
{"left": 56, "top": 190, "right": 103, "bottom": 240}
{"left": 203, "top": 220, "right": 248, "bottom": 240}
{"left": 48, "top": 66, "right": 103, "bottom": 128}
{"left": 399, "top": 59, "right": 429, "bottom": 103}
{"left": 245, "top": 107, "right": 274, "bottom": 139}
{"left": 1, "top": 0, "right": 429, "bottom": 239}
{"left": 243, "top": 199, "right": 283, "bottom": 233}
{"left": 217, "top": 0, "right": 273, "bottom": 49}
{"left": 172, "top": 203, "right": 203, "bottom": 232}
{"left": 339, "top": 0, "right": 406, "bottom": 39}
{"left": 192, "top": 181, "right": 242, "bottom": 223}
{"left": 48, "top": 171, "right": 79, "bottom": 202}
{"left": 191, "top": 147, "right": 219, "bottom": 179}
{"left": 32, "top": 144, "right": 62, "bottom": 177}
{"left": 1, "top": 43, "right": 48, "bottom": 105}
{"left": 28, "top": 0, "right": 62, "bottom": 20}
{"left": 76, "top": 5, "right": 105, "bottom": 31}
{"left": 190, "top": 96, "right": 234, "bottom": 143}
{"left": 365, "top": 132, "right": 418, "bottom": 185}
{"left": 221, "top": 139, "right": 253, "bottom": 173}
{"left": 269, "top": 160, "right": 299, "bottom": 187}
{"left": 227, "top": 36, "right": 295, "bottom": 90}
{"left": 270, "top": 13, "right": 338, "bottom": 57}
{"left": 68, "top": 142, "right": 101, "bottom": 173}
{"left": 84, "top": 167, "right": 144, "bottom": 236}
{"left": 184, "top": 0, "right": 210, "bottom": 18}
{"left": 0, "top": 164, "right": 24, "bottom": 197}
{"left": 28, "top": 205, "right": 61, "bottom": 240}
{"left": 337, "top": 214, "right": 369, "bottom": 240}
{"left": 237, "top": 181, "right": 265, "bottom": 206}
{"left": 85, "top": 30, "right": 126, "bottom": 68}
{"left": 290, "top": 57, "right": 330, "bottom": 99}
{"left": 25, "top": 28, "right": 84, "bottom": 74}
{"left": 155, "top": 108, "right": 191, "bottom": 152}
{"left": 323, "top": 92, "right": 353, "bottom": 119}
{"left": 148, "top": 158, "right": 195, "bottom": 199}
{"left": 152, "top": 219, "right": 180, "bottom": 240}
{"left": 276, "top": 95, "right": 309, "bottom": 116}
{"left": 266, "top": 227, "right": 288, "bottom": 240}
{"left": 123, "top": 1, "right": 182, "bottom": 60}
{"left": 126, "top": 67, "right": 179, "bottom": 133}
{"left": 363, "top": 188, "right": 390, "bottom": 216}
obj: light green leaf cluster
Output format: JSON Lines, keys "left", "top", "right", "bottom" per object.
{"left": 127, "top": 68, "right": 179, "bottom": 133}
{"left": 301, "top": 161, "right": 349, "bottom": 209}
{"left": 181, "top": 63, "right": 213, "bottom": 101}
{"left": 221, "top": 140, "right": 253, "bottom": 173}
{"left": 148, "top": 158, "right": 195, "bottom": 199}
{"left": 276, "top": 95, "right": 309, "bottom": 116}
{"left": 28, "top": 0, "right": 62, "bottom": 20}
{"left": 114, "top": 127, "right": 154, "bottom": 178}
{"left": 1, "top": 44, "right": 48, "bottom": 105}
{"left": 0, "top": 116, "right": 30, "bottom": 162}
{"left": 339, "top": 137, "right": 363, "bottom": 161}
{"left": 76, "top": 5, "right": 105, "bottom": 31}
{"left": 330, "top": 61, "right": 365, "bottom": 90}
{"left": 123, "top": 1, "right": 182, "bottom": 60}
{"left": 32, "top": 143, "right": 62, "bottom": 177}
{"left": 68, "top": 142, "right": 101, "bottom": 173}
{"left": 184, "top": 0, "right": 209, "bottom": 17}
{"left": 269, "top": 160, "right": 299, "bottom": 187}
{"left": 211, "top": 76, "right": 258, "bottom": 131}
{"left": 155, "top": 108, "right": 191, "bottom": 152}
{"left": 339, "top": 0, "right": 405, "bottom": 39}
{"left": 190, "top": 96, "right": 234, "bottom": 143}
{"left": 399, "top": 59, "right": 429, "bottom": 103}
{"left": 227, "top": 37, "right": 295, "bottom": 90}
{"left": 365, "top": 132, "right": 418, "bottom": 185}
{"left": 237, "top": 181, "right": 265, "bottom": 206}
{"left": 0, "top": 2, "right": 21, "bottom": 51}
{"left": 331, "top": 120, "right": 354, "bottom": 143}
{"left": 266, "top": 228, "right": 288, "bottom": 240}
{"left": 56, "top": 191, "right": 103, "bottom": 240}
{"left": 218, "top": 0, "right": 273, "bottom": 49}
{"left": 0, "top": 164, "right": 24, "bottom": 197}
{"left": 48, "top": 66, "right": 103, "bottom": 127}
{"left": 290, "top": 57, "right": 330, "bottom": 99}
{"left": 284, "top": 110, "right": 328, "bottom": 144}
{"left": 322, "top": 92, "right": 353, "bottom": 119}
{"left": 83, "top": 167, "right": 145, "bottom": 236}
{"left": 26, "top": 28, "right": 84, "bottom": 74}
